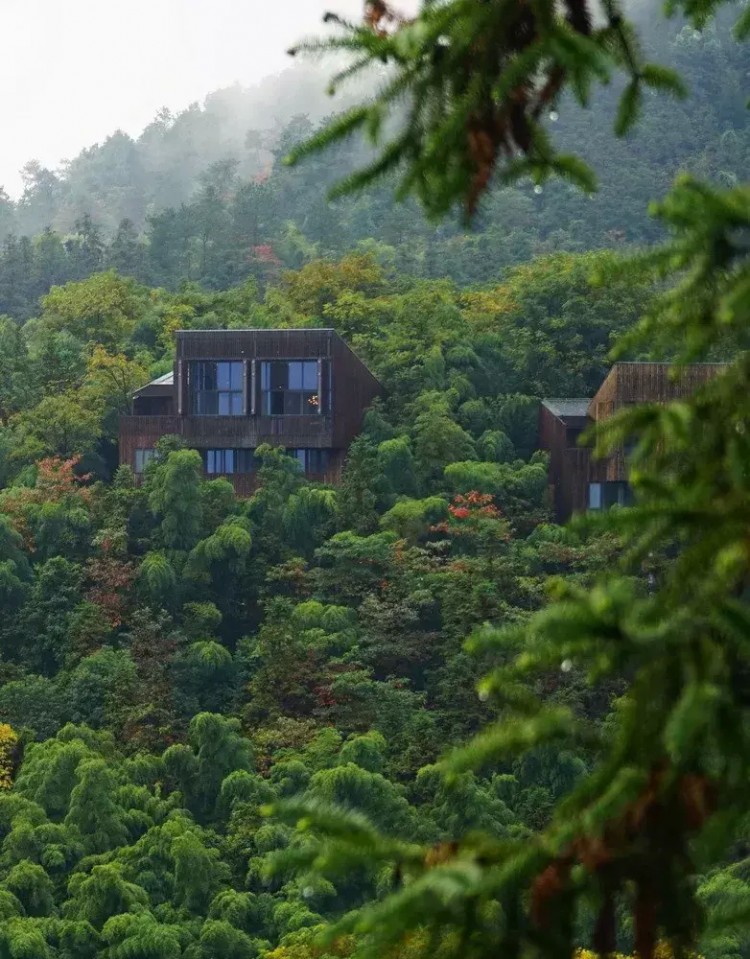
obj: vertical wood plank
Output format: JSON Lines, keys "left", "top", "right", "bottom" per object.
{"left": 177, "top": 360, "right": 185, "bottom": 415}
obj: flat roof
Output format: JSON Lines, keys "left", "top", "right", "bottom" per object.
{"left": 175, "top": 328, "right": 336, "bottom": 334}
{"left": 610, "top": 360, "right": 728, "bottom": 366}
{"left": 541, "top": 398, "right": 591, "bottom": 419}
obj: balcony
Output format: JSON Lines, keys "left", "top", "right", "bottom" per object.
{"left": 119, "top": 413, "right": 335, "bottom": 450}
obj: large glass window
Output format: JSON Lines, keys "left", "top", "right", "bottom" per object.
{"left": 134, "top": 448, "right": 157, "bottom": 473}
{"left": 205, "top": 449, "right": 235, "bottom": 474}
{"left": 190, "top": 361, "right": 243, "bottom": 415}
{"left": 589, "top": 481, "right": 632, "bottom": 510}
{"left": 262, "top": 361, "right": 319, "bottom": 415}
{"left": 201, "top": 448, "right": 328, "bottom": 476}
{"left": 203, "top": 449, "right": 258, "bottom": 475}
{"left": 287, "top": 449, "right": 331, "bottom": 474}
{"left": 588, "top": 482, "right": 602, "bottom": 510}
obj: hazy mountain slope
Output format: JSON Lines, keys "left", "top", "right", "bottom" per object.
{"left": 0, "top": 10, "right": 745, "bottom": 321}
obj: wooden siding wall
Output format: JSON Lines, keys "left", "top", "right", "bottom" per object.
{"left": 538, "top": 406, "right": 591, "bottom": 522}
{"left": 330, "top": 336, "right": 382, "bottom": 448}
{"left": 561, "top": 448, "right": 592, "bottom": 518}
{"left": 588, "top": 365, "right": 624, "bottom": 480}
{"left": 119, "top": 419, "right": 348, "bottom": 497}
{"left": 589, "top": 452, "right": 626, "bottom": 483}
{"left": 590, "top": 362, "right": 726, "bottom": 416}
{"left": 133, "top": 395, "right": 174, "bottom": 416}
{"left": 203, "top": 449, "right": 348, "bottom": 496}
{"left": 173, "top": 329, "right": 382, "bottom": 449}
{"left": 540, "top": 364, "right": 728, "bottom": 520}
{"left": 120, "top": 413, "right": 334, "bottom": 451}
{"left": 589, "top": 363, "right": 727, "bottom": 482}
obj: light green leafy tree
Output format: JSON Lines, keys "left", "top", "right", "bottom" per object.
{"left": 147, "top": 449, "right": 204, "bottom": 552}
{"left": 162, "top": 713, "right": 254, "bottom": 823}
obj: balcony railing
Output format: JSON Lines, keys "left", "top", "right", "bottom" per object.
{"left": 120, "top": 413, "right": 334, "bottom": 448}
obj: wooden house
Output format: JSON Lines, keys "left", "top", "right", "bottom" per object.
{"left": 539, "top": 362, "right": 726, "bottom": 522}
{"left": 119, "top": 329, "right": 382, "bottom": 494}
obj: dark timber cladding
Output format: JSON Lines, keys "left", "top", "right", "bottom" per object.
{"left": 119, "top": 328, "right": 382, "bottom": 493}
{"left": 538, "top": 399, "right": 591, "bottom": 522}
{"left": 539, "top": 362, "right": 728, "bottom": 522}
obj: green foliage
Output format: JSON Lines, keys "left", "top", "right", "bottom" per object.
{"left": 147, "top": 449, "right": 204, "bottom": 551}
{"left": 41, "top": 272, "right": 146, "bottom": 347}
{"left": 4, "top": 861, "right": 55, "bottom": 916}
{"left": 247, "top": 4, "right": 750, "bottom": 959}
{"left": 11, "top": 393, "right": 101, "bottom": 462}
{"left": 186, "top": 518, "right": 253, "bottom": 581}
{"left": 163, "top": 713, "right": 254, "bottom": 822}
{"left": 64, "top": 758, "right": 128, "bottom": 853}
{"left": 413, "top": 403, "right": 476, "bottom": 487}
{"left": 138, "top": 551, "right": 178, "bottom": 607}
{"left": 380, "top": 497, "right": 448, "bottom": 543}
{"left": 0, "top": 7, "right": 746, "bottom": 959}
{"left": 0, "top": 241, "right": 694, "bottom": 959}
{"left": 444, "top": 458, "right": 550, "bottom": 530}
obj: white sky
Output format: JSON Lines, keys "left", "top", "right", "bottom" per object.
{"left": 0, "top": 0, "right": 387, "bottom": 196}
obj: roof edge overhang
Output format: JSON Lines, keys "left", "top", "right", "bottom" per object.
{"left": 132, "top": 371, "right": 174, "bottom": 398}
{"left": 541, "top": 398, "right": 592, "bottom": 423}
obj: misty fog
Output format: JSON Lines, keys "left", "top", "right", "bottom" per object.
{"left": 0, "top": 0, "right": 396, "bottom": 197}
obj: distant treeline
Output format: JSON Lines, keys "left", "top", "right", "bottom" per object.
{"left": 0, "top": 13, "right": 747, "bottom": 321}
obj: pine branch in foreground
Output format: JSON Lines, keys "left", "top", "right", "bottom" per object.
{"left": 272, "top": 3, "right": 750, "bottom": 956}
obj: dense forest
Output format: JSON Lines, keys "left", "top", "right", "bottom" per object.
{"left": 0, "top": 252, "right": 660, "bottom": 959}
{"left": 1, "top": 4, "right": 750, "bottom": 959}
{"left": 0, "top": 268, "right": 743, "bottom": 956}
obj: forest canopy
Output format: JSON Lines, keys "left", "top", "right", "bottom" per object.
{"left": 0, "top": 247, "right": 645, "bottom": 959}
{"left": 0, "top": 2, "right": 749, "bottom": 959}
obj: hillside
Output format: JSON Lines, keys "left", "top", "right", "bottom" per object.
{"left": 0, "top": 249, "right": 655, "bottom": 957}
{"left": 0, "top": 5, "right": 749, "bottom": 959}
{"left": 1, "top": 62, "right": 365, "bottom": 237}
{"left": 0, "top": 11, "right": 747, "bottom": 322}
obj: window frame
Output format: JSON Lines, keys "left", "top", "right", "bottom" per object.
{"left": 189, "top": 360, "right": 244, "bottom": 416}
{"left": 134, "top": 448, "right": 157, "bottom": 474}
{"left": 286, "top": 448, "right": 332, "bottom": 474}
{"left": 202, "top": 449, "right": 259, "bottom": 475}
{"left": 261, "top": 359, "right": 321, "bottom": 416}
{"left": 205, "top": 449, "right": 235, "bottom": 475}
{"left": 588, "top": 482, "right": 602, "bottom": 510}
{"left": 589, "top": 481, "right": 632, "bottom": 510}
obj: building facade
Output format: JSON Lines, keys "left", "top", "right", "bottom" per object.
{"left": 119, "top": 329, "right": 382, "bottom": 494}
{"left": 539, "top": 362, "right": 726, "bottom": 522}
